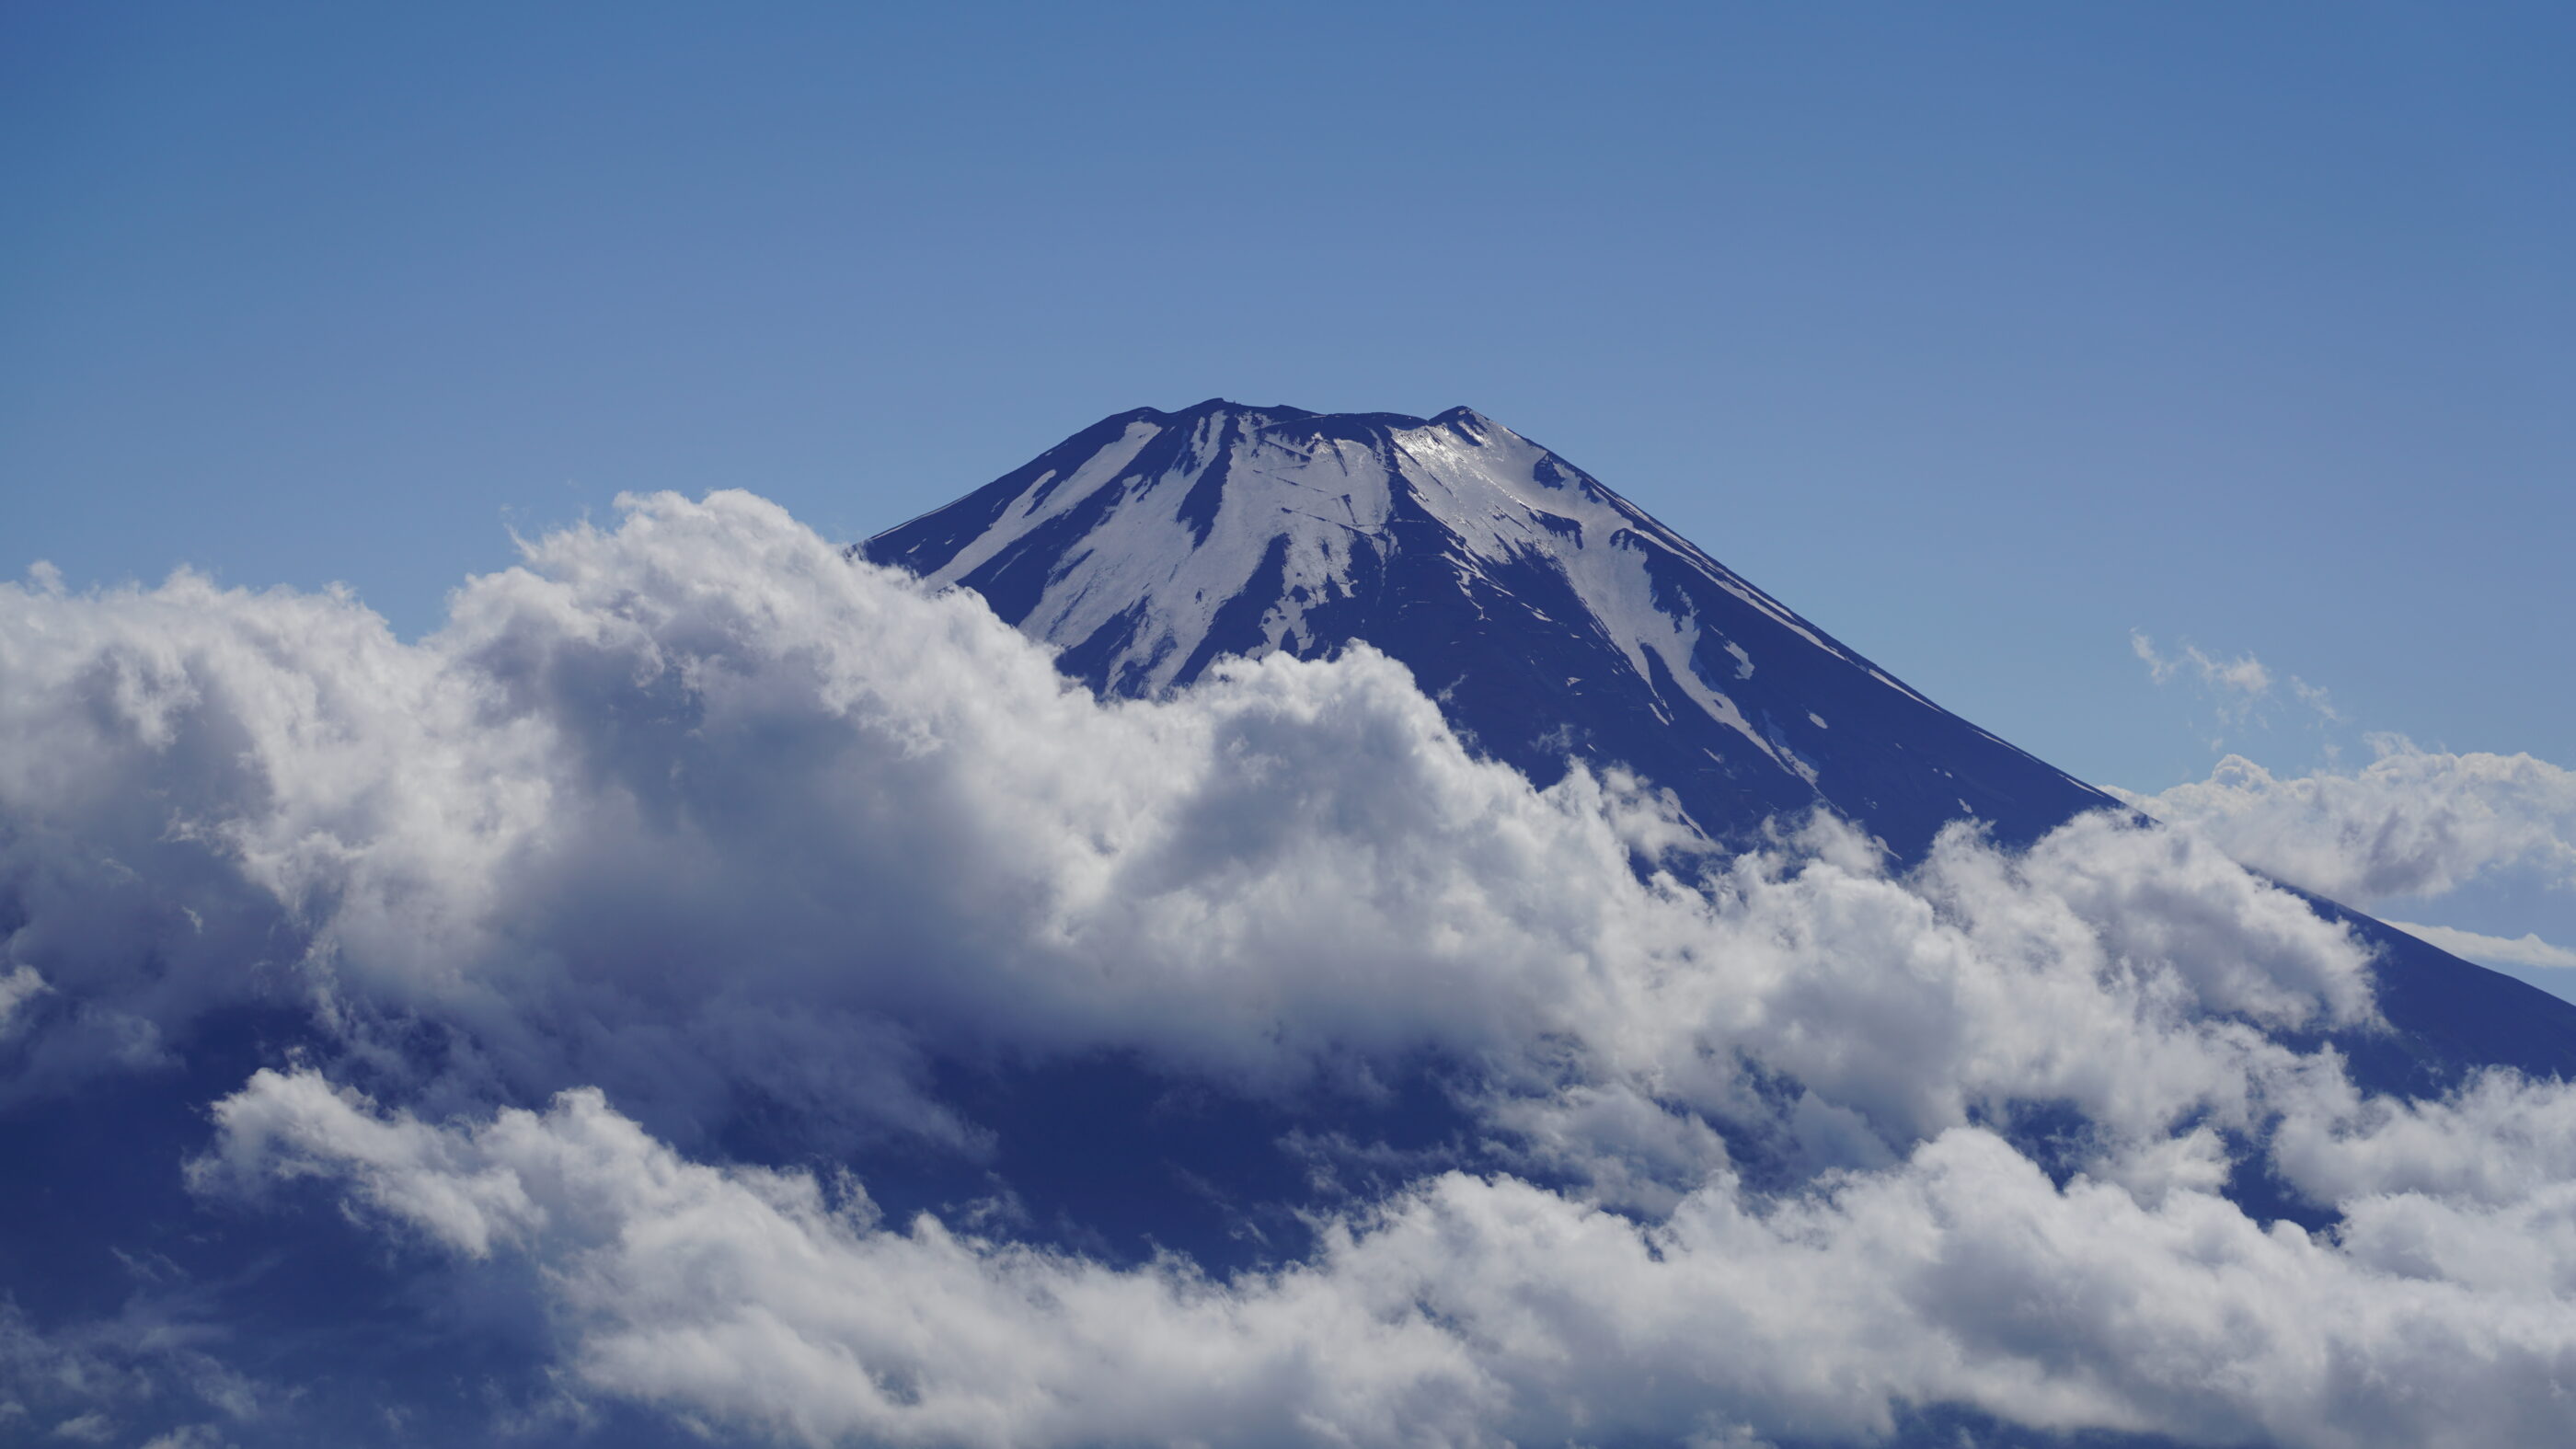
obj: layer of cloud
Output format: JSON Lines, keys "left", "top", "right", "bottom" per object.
{"left": 2386, "top": 921, "right": 2576, "bottom": 971}
{"left": 2129, "top": 742, "right": 2576, "bottom": 904}
{"left": 201, "top": 1065, "right": 2576, "bottom": 1449}
{"left": 13, "top": 490, "right": 2576, "bottom": 1446}
{"left": 0, "top": 492, "right": 2377, "bottom": 1179}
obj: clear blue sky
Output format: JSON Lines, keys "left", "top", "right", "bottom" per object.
{"left": 6, "top": 2, "right": 2570, "bottom": 798}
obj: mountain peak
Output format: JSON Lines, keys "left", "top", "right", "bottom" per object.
{"left": 1159, "top": 397, "right": 1314, "bottom": 423}
{"left": 1142, "top": 399, "right": 1501, "bottom": 442}
{"left": 866, "top": 402, "right": 2116, "bottom": 856}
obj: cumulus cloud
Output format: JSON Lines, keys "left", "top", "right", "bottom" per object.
{"left": 2129, "top": 741, "right": 2576, "bottom": 904}
{"left": 0, "top": 492, "right": 2378, "bottom": 1178}
{"left": 200, "top": 1064, "right": 2576, "bottom": 1449}
{"left": 18, "top": 490, "right": 2576, "bottom": 1446}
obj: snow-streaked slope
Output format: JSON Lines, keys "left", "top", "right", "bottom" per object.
{"left": 869, "top": 400, "right": 2117, "bottom": 857}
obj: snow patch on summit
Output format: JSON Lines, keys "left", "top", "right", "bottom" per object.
{"left": 899, "top": 405, "right": 1818, "bottom": 772}
{"left": 868, "top": 398, "right": 2120, "bottom": 856}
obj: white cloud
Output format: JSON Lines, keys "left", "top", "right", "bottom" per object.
{"left": 2133, "top": 630, "right": 2273, "bottom": 699}
{"left": 2128, "top": 740, "right": 2576, "bottom": 904}
{"left": 0, "top": 1300, "right": 259, "bottom": 1445}
{"left": 198, "top": 1069, "right": 1503, "bottom": 1449}
{"left": 20, "top": 489, "right": 2576, "bottom": 1445}
{"left": 0, "top": 966, "right": 43, "bottom": 1038}
{"left": 203, "top": 1065, "right": 2576, "bottom": 1449}
{"left": 2130, "top": 633, "right": 2343, "bottom": 755}
{"left": 136, "top": 1430, "right": 234, "bottom": 1449}
{"left": 2290, "top": 675, "right": 2342, "bottom": 724}
{"left": 0, "top": 492, "right": 2378, "bottom": 1175}
{"left": 2386, "top": 921, "right": 2576, "bottom": 971}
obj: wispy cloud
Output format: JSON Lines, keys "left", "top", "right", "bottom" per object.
{"left": 2130, "top": 631, "right": 2344, "bottom": 756}
{"left": 2132, "top": 629, "right": 2274, "bottom": 700}
{"left": 2386, "top": 921, "right": 2576, "bottom": 971}
{"left": 0, "top": 1299, "right": 257, "bottom": 1446}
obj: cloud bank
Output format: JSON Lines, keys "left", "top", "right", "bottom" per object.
{"left": 0, "top": 492, "right": 2373, "bottom": 1164}
{"left": 6, "top": 491, "right": 2575, "bottom": 1446}
{"left": 198, "top": 1064, "right": 2576, "bottom": 1449}
{"left": 2131, "top": 743, "right": 2576, "bottom": 905}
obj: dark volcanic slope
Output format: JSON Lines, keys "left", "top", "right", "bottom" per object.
{"left": 868, "top": 398, "right": 2115, "bottom": 859}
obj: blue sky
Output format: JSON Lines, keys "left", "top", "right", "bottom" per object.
{"left": 7, "top": 3, "right": 2571, "bottom": 949}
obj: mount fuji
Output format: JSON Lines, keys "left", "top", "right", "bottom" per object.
{"left": 868, "top": 399, "right": 2112, "bottom": 860}
{"left": 11, "top": 401, "right": 2576, "bottom": 1448}
{"left": 869, "top": 398, "right": 2576, "bottom": 1096}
